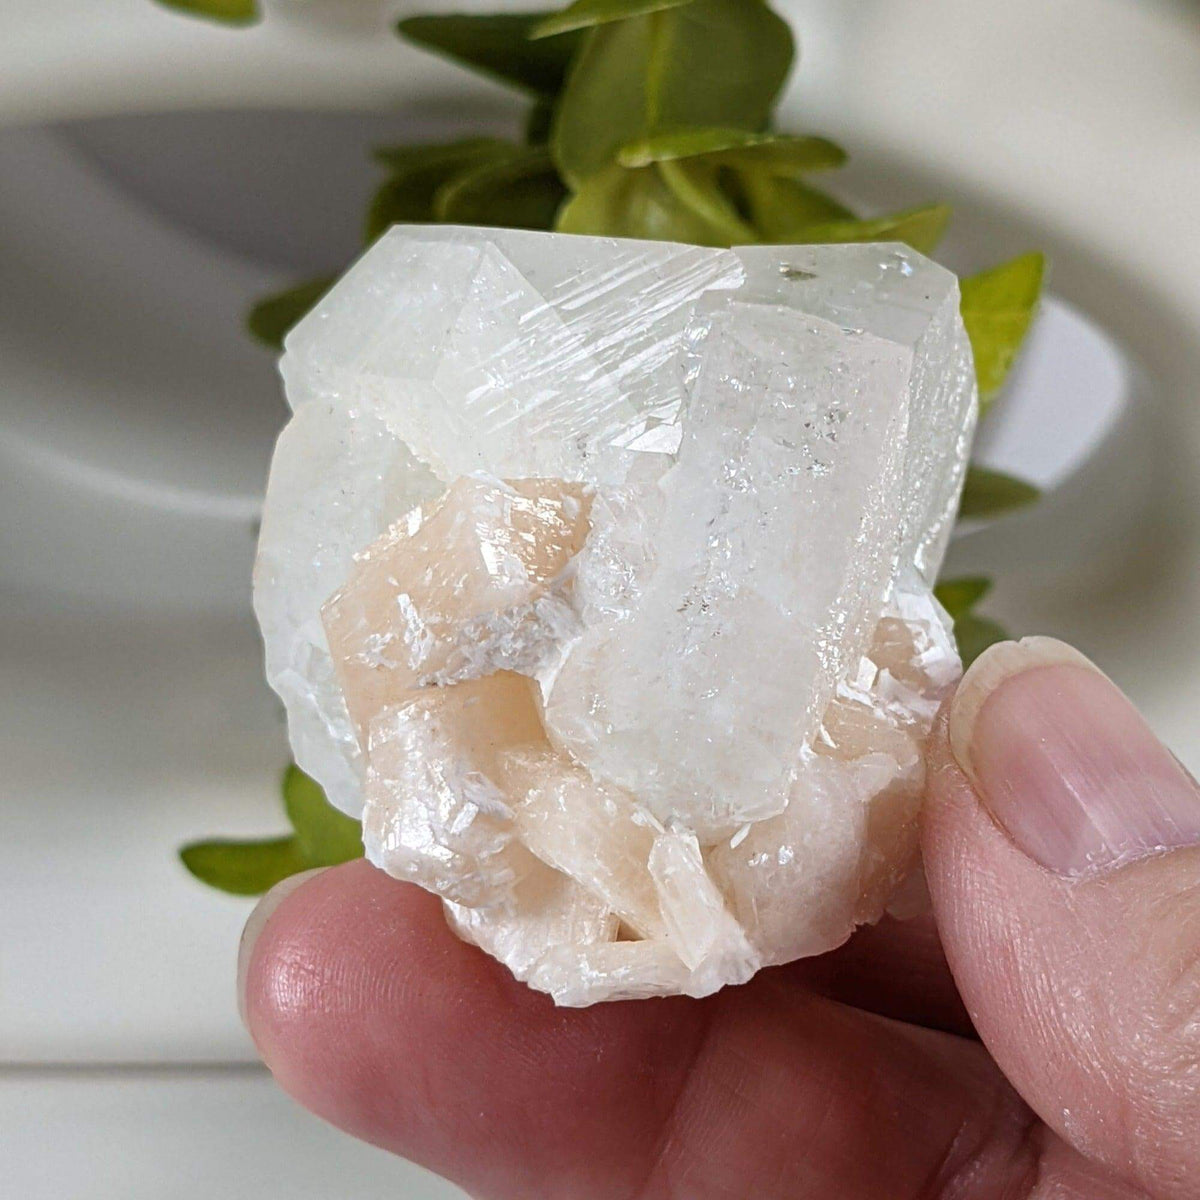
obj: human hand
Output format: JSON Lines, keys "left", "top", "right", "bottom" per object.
{"left": 238, "top": 638, "right": 1200, "bottom": 1199}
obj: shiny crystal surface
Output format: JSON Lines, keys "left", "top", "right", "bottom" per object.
{"left": 255, "top": 227, "right": 977, "bottom": 1004}
{"left": 543, "top": 300, "right": 915, "bottom": 838}
{"left": 323, "top": 475, "right": 589, "bottom": 740}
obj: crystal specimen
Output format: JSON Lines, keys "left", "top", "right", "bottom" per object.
{"left": 254, "top": 226, "right": 976, "bottom": 1004}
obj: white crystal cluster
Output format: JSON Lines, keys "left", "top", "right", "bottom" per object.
{"left": 254, "top": 226, "right": 976, "bottom": 1004}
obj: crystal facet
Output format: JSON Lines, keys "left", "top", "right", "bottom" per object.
{"left": 254, "top": 226, "right": 977, "bottom": 1004}
{"left": 322, "top": 475, "right": 590, "bottom": 739}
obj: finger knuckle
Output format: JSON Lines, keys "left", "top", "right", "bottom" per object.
{"left": 1140, "top": 880, "right": 1200, "bottom": 1062}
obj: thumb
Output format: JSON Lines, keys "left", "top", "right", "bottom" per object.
{"left": 923, "top": 637, "right": 1200, "bottom": 1200}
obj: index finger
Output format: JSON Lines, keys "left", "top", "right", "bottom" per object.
{"left": 241, "top": 859, "right": 1073, "bottom": 1200}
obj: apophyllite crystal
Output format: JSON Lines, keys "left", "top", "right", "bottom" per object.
{"left": 253, "top": 226, "right": 976, "bottom": 1004}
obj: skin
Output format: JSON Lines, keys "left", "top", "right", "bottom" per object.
{"left": 241, "top": 652, "right": 1200, "bottom": 1199}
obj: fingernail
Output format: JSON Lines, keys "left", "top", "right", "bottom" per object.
{"left": 949, "top": 636, "right": 1200, "bottom": 877}
{"left": 237, "top": 868, "right": 330, "bottom": 1030}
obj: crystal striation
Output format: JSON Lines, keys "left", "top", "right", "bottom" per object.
{"left": 254, "top": 226, "right": 976, "bottom": 1004}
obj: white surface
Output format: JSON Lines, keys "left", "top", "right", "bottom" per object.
{"left": 0, "top": 1068, "right": 464, "bottom": 1199}
{"left": 0, "top": 0, "right": 449, "bottom": 125}
{"left": 0, "top": 128, "right": 279, "bottom": 513}
{"left": 974, "top": 300, "right": 1132, "bottom": 494}
{"left": 1, "top": 0, "right": 1198, "bottom": 1195}
{"left": 956, "top": 297, "right": 1155, "bottom": 576}
{"left": 0, "top": 593, "right": 283, "bottom": 1063}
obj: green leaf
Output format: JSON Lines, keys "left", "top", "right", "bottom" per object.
{"left": 619, "top": 128, "right": 845, "bottom": 173}
{"left": 182, "top": 767, "right": 363, "bottom": 897}
{"left": 365, "top": 178, "right": 432, "bottom": 243}
{"left": 553, "top": 0, "right": 794, "bottom": 187}
{"left": 179, "top": 837, "right": 308, "bottom": 897}
{"left": 730, "top": 171, "right": 855, "bottom": 240}
{"left": 246, "top": 276, "right": 336, "bottom": 351}
{"left": 959, "top": 465, "right": 1040, "bottom": 520}
{"left": 282, "top": 766, "right": 363, "bottom": 865}
{"left": 934, "top": 576, "right": 993, "bottom": 621}
{"left": 960, "top": 252, "right": 1045, "bottom": 403}
{"left": 365, "top": 139, "right": 515, "bottom": 241}
{"left": 656, "top": 159, "right": 755, "bottom": 244}
{"left": 372, "top": 137, "right": 514, "bottom": 174}
{"left": 435, "top": 147, "right": 567, "bottom": 230}
{"left": 526, "top": 101, "right": 556, "bottom": 144}
{"left": 557, "top": 163, "right": 738, "bottom": 244}
{"left": 155, "top": 0, "right": 257, "bottom": 25}
{"left": 935, "top": 576, "right": 1009, "bottom": 666}
{"left": 533, "top": 0, "right": 696, "bottom": 39}
{"left": 397, "top": 13, "right": 583, "bottom": 98}
{"left": 794, "top": 203, "right": 953, "bottom": 255}
{"left": 954, "top": 612, "right": 1009, "bottom": 667}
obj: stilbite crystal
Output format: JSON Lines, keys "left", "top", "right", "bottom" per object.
{"left": 254, "top": 226, "right": 977, "bottom": 1004}
{"left": 362, "top": 673, "right": 545, "bottom": 910}
{"left": 322, "top": 475, "right": 590, "bottom": 740}
{"left": 445, "top": 863, "right": 621, "bottom": 999}
{"left": 498, "top": 746, "right": 665, "bottom": 940}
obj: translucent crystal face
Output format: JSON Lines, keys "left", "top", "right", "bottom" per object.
{"left": 543, "top": 302, "right": 915, "bottom": 839}
{"left": 254, "top": 227, "right": 977, "bottom": 1004}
